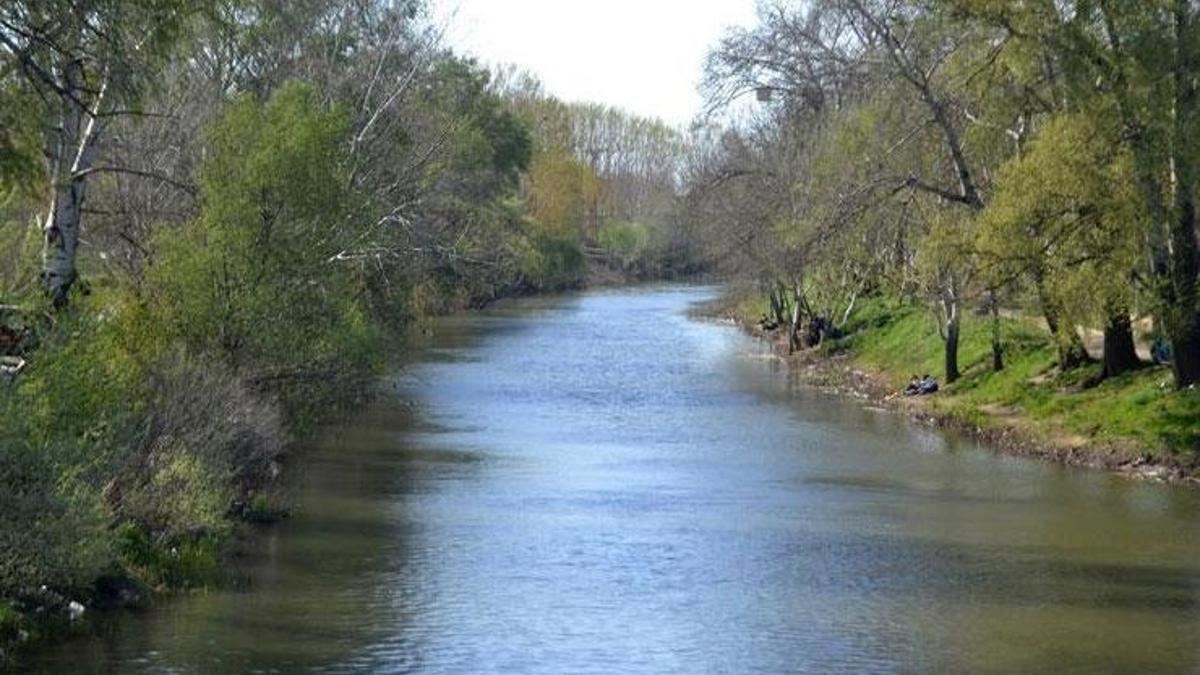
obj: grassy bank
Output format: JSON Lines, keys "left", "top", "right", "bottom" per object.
{"left": 714, "top": 290, "right": 1200, "bottom": 479}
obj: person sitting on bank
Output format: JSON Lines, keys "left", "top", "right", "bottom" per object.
{"left": 903, "top": 374, "right": 922, "bottom": 396}
{"left": 918, "top": 374, "right": 939, "bottom": 395}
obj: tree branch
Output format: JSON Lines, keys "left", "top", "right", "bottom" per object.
{"left": 72, "top": 166, "right": 197, "bottom": 197}
{"left": 892, "top": 176, "right": 974, "bottom": 206}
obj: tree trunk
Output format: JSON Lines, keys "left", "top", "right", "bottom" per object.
{"left": 767, "top": 286, "right": 782, "bottom": 326}
{"left": 987, "top": 291, "right": 1003, "bottom": 372}
{"left": 771, "top": 281, "right": 789, "bottom": 328}
{"left": 945, "top": 311, "right": 961, "bottom": 384}
{"left": 1101, "top": 309, "right": 1142, "bottom": 380}
{"left": 1034, "top": 271, "right": 1090, "bottom": 370}
{"left": 1167, "top": 172, "right": 1200, "bottom": 384}
{"left": 788, "top": 283, "right": 803, "bottom": 354}
{"left": 942, "top": 279, "right": 961, "bottom": 383}
{"left": 1055, "top": 333, "right": 1090, "bottom": 370}
{"left": 1166, "top": 1, "right": 1200, "bottom": 386}
{"left": 41, "top": 60, "right": 105, "bottom": 308}
{"left": 42, "top": 68, "right": 82, "bottom": 308}
{"left": 1170, "top": 321, "right": 1200, "bottom": 386}
{"left": 840, "top": 290, "right": 858, "bottom": 327}
{"left": 43, "top": 181, "right": 85, "bottom": 308}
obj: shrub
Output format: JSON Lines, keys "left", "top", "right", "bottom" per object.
{"left": 513, "top": 223, "right": 584, "bottom": 292}
{"left": 116, "top": 350, "right": 284, "bottom": 540}
{"left": 0, "top": 442, "right": 110, "bottom": 600}
{"left": 115, "top": 524, "right": 221, "bottom": 590}
{"left": 598, "top": 221, "right": 651, "bottom": 268}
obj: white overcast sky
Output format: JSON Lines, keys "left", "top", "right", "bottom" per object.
{"left": 432, "top": 0, "right": 758, "bottom": 129}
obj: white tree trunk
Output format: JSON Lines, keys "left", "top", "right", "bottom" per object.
{"left": 42, "top": 65, "right": 106, "bottom": 307}
{"left": 942, "top": 275, "right": 961, "bottom": 383}
{"left": 43, "top": 179, "right": 83, "bottom": 307}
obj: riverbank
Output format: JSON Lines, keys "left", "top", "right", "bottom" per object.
{"left": 25, "top": 285, "right": 1200, "bottom": 673}
{"left": 3, "top": 258, "right": 686, "bottom": 668}
{"left": 0, "top": 277, "right": 587, "bottom": 669}
{"left": 695, "top": 290, "right": 1200, "bottom": 484}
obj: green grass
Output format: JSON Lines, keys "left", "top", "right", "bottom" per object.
{"left": 748, "top": 294, "right": 1200, "bottom": 461}
{"left": 733, "top": 292, "right": 772, "bottom": 324}
{"left": 116, "top": 524, "right": 224, "bottom": 591}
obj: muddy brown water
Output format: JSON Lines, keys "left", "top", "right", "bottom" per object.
{"left": 26, "top": 286, "right": 1200, "bottom": 673}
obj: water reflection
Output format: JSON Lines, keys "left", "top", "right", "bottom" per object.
{"left": 27, "top": 286, "right": 1200, "bottom": 673}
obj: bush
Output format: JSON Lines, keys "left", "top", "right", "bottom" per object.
{"left": 0, "top": 442, "right": 110, "bottom": 600}
{"left": 0, "top": 301, "right": 287, "bottom": 603}
{"left": 598, "top": 221, "right": 651, "bottom": 268}
{"left": 0, "top": 307, "right": 134, "bottom": 601}
{"left": 117, "top": 350, "right": 284, "bottom": 540}
{"left": 115, "top": 524, "right": 221, "bottom": 590}
{"left": 514, "top": 225, "right": 584, "bottom": 292}
{"left": 0, "top": 219, "right": 39, "bottom": 302}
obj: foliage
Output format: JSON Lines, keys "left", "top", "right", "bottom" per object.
{"left": 0, "top": 2, "right": 620, "bottom": 640}
{"left": 978, "top": 112, "right": 1146, "bottom": 328}
{"left": 0, "top": 303, "right": 285, "bottom": 602}
{"left": 428, "top": 58, "right": 532, "bottom": 185}
{"left": 526, "top": 147, "right": 598, "bottom": 235}
{"left": 0, "top": 87, "right": 44, "bottom": 201}
{"left": 692, "top": 0, "right": 1200, "bottom": 385}
{"left": 0, "top": 442, "right": 111, "bottom": 600}
{"left": 506, "top": 88, "right": 685, "bottom": 274}
{"left": 598, "top": 221, "right": 652, "bottom": 267}
{"left": 116, "top": 524, "right": 222, "bottom": 590}
{"left": 118, "top": 350, "right": 284, "bottom": 538}
{"left": 142, "top": 84, "right": 360, "bottom": 368}
{"left": 520, "top": 230, "right": 586, "bottom": 291}
{"left": 0, "top": 217, "right": 42, "bottom": 306}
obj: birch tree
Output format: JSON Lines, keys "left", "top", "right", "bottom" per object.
{"left": 0, "top": 0, "right": 213, "bottom": 307}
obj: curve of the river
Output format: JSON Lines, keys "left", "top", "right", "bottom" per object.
{"left": 28, "top": 286, "right": 1200, "bottom": 673}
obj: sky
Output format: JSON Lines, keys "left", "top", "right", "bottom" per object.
{"left": 432, "top": 0, "right": 759, "bottom": 129}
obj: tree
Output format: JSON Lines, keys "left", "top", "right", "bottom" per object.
{"left": 959, "top": 0, "right": 1200, "bottom": 385}
{"left": 979, "top": 112, "right": 1145, "bottom": 379}
{"left": 526, "top": 146, "right": 594, "bottom": 237}
{"left": 1093, "top": 0, "right": 1200, "bottom": 387}
{"left": 0, "top": 0, "right": 220, "bottom": 307}
{"left": 144, "top": 83, "right": 367, "bottom": 374}
{"left": 702, "top": 0, "right": 1015, "bottom": 381}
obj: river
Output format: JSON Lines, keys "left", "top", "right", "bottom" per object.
{"left": 27, "top": 286, "right": 1200, "bottom": 673}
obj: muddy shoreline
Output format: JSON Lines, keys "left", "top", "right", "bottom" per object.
{"left": 697, "top": 304, "right": 1199, "bottom": 486}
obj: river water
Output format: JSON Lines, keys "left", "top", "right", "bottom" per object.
{"left": 27, "top": 286, "right": 1200, "bottom": 673}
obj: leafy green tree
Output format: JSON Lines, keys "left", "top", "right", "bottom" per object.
{"left": 143, "top": 83, "right": 375, "bottom": 379}
{"left": 527, "top": 147, "right": 599, "bottom": 237}
{"left": 953, "top": 0, "right": 1200, "bottom": 386}
{"left": 980, "top": 112, "right": 1146, "bottom": 377}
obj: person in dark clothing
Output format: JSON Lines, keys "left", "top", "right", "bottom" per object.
{"left": 904, "top": 374, "right": 922, "bottom": 396}
{"left": 918, "top": 374, "right": 938, "bottom": 395}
